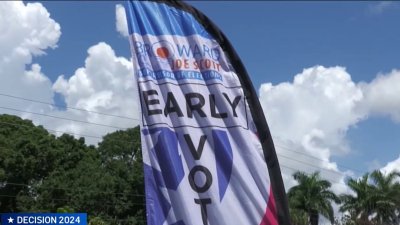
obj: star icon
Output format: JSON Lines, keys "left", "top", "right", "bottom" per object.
{"left": 7, "top": 217, "right": 14, "bottom": 223}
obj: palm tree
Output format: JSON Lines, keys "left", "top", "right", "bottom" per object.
{"left": 369, "top": 170, "right": 400, "bottom": 224}
{"left": 340, "top": 170, "right": 400, "bottom": 225}
{"left": 288, "top": 171, "right": 340, "bottom": 225}
{"left": 339, "top": 174, "right": 375, "bottom": 225}
{"left": 290, "top": 208, "right": 308, "bottom": 225}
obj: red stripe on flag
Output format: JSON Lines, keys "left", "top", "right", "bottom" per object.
{"left": 259, "top": 186, "right": 278, "bottom": 225}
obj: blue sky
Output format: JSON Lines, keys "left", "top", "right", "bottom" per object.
{"left": 2, "top": 1, "right": 399, "bottom": 195}
{"left": 35, "top": 1, "right": 400, "bottom": 85}
{"left": 194, "top": 2, "right": 400, "bottom": 84}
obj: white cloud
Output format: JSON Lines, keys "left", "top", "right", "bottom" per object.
{"left": 368, "top": 1, "right": 395, "bottom": 15}
{"left": 53, "top": 42, "right": 137, "bottom": 117}
{"left": 359, "top": 69, "right": 400, "bottom": 122}
{"left": 259, "top": 65, "right": 400, "bottom": 197}
{"left": 258, "top": 66, "right": 391, "bottom": 222}
{"left": 0, "top": 1, "right": 60, "bottom": 114}
{"left": 381, "top": 155, "right": 400, "bottom": 174}
{"left": 0, "top": 2, "right": 138, "bottom": 145}
{"left": 259, "top": 66, "right": 366, "bottom": 196}
{"left": 116, "top": 4, "right": 129, "bottom": 37}
{"left": 0, "top": 1, "right": 60, "bottom": 63}
{"left": 51, "top": 42, "right": 139, "bottom": 142}
{"left": 260, "top": 66, "right": 365, "bottom": 155}
{"left": 366, "top": 159, "right": 382, "bottom": 171}
{"left": 20, "top": 42, "right": 139, "bottom": 144}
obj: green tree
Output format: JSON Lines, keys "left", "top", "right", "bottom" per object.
{"left": 340, "top": 174, "right": 374, "bottom": 225}
{"left": 0, "top": 114, "right": 61, "bottom": 212}
{"left": 34, "top": 141, "right": 111, "bottom": 213}
{"left": 88, "top": 216, "right": 108, "bottom": 225}
{"left": 369, "top": 170, "right": 400, "bottom": 224}
{"left": 340, "top": 170, "right": 400, "bottom": 225}
{"left": 288, "top": 171, "right": 340, "bottom": 225}
{"left": 56, "top": 206, "right": 74, "bottom": 213}
{"left": 97, "top": 127, "right": 145, "bottom": 224}
{"left": 36, "top": 128, "right": 145, "bottom": 224}
{"left": 290, "top": 208, "right": 308, "bottom": 225}
{"left": 0, "top": 115, "right": 145, "bottom": 223}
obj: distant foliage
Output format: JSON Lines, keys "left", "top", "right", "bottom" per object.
{"left": 339, "top": 170, "right": 400, "bottom": 225}
{"left": 0, "top": 114, "right": 144, "bottom": 224}
{"left": 288, "top": 169, "right": 400, "bottom": 225}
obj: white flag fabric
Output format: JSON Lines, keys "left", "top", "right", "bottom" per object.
{"left": 125, "top": 1, "right": 290, "bottom": 225}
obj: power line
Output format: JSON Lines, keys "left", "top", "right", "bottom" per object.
{"left": 0, "top": 96, "right": 374, "bottom": 176}
{"left": 0, "top": 112, "right": 368, "bottom": 179}
{"left": 0, "top": 119, "right": 367, "bottom": 177}
{"left": 274, "top": 142, "right": 366, "bottom": 175}
{"left": 275, "top": 143, "right": 331, "bottom": 162}
{"left": 0, "top": 92, "right": 140, "bottom": 121}
{"left": 0, "top": 194, "right": 69, "bottom": 202}
{"left": 277, "top": 153, "right": 349, "bottom": 177}
{"left": 0, "top": 106, "right": 130, "bottom": 130}
{"left": 0, "top": 120, "right": 138, "bottom": 147}
{"left": 1, "top": 160, "right": 352, "bottom": 193}
{"left": 0, "top": 120, "right": 104, "bottom": 141}
{"left": 0, "top": 194, "right": 146, "bottom": 207}
{"left": 0, "top": 92, "right": 381, "bottom": 178}
{"left": 280, "top": 164, "right": 351, "bottom": 188}
{"left": 0, "top": 162, "right": 353, "bottom": 192}
{"left": 3, "top": 182, "right": 145, "bottom": 198}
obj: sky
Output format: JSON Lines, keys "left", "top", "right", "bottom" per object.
{"left": 1, "top": 0, "right": 400, "bottom": 218}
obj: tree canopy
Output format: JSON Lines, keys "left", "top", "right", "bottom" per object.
{"left": 288, "top": 171, "right": 340, "bottom": 225}
{"left": 0, "top": 114, "right": 144, "bottom": 224}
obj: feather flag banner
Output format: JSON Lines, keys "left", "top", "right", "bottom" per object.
{"left": 125, "top": 1, "right": 290, "bottom": 224}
